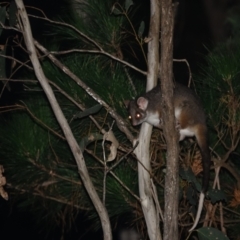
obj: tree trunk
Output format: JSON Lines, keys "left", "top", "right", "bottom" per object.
{"left": 134, "top": 0, "right": 162, "bottom": 240}
{"left": 160, "top": 0, "right": 179, "bottom": 239}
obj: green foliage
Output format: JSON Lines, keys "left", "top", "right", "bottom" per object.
{"left": 9, "top": 1, "right": 17, "bottom": 27}
{"left": 196, "top": 43, "right": 240, "bottom": 127}
{"left": 47, "top": 0, "right": 126, "bottom": 53}
{"left": 180, "top": 167, "right": 226, "bottom": 204}
{"left": 88, "top": 163, "right": 139, "bottom": 231}
{"left": 180, "top": 167, "right": 202, "bottom": 192}
{"left": 197, "top": 227, "right": 230, "bottom": 240}
{"left": 0, "top": 91, "right": 140, "bottom": 234}
{"left": 125, "top": 0, "right": 134, "bottom": 12}
{"left": 138, "top": 21, "right": 145, "bottom": 38}
{"left": 207, "top": 189, "right": 226, "bottom": 204}
{"left": 191, "top": 40, "right": 240, "bottom": 239}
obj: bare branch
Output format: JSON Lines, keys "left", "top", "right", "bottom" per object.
{"left": 85, "top": 149, "right": 141, "bottom": 202}
{"left": 34, "top": 40, "right": 134, "bottom": 142}
{"left": 15, "top": 1, "right": 112, "bottom": 239}
{"left": 133, "top": 0, "right": 162, "bottom": 239}
{"left": 50, "top": 49, "right": 147, "bottom": 76}
{"left": 21, "top": 102, "right": 66, "bottom": 140}
{"left": 7, "top": 184, "right": 88, "bottom": 210}
{"left": 27, "top": 14, "right": 146, "bottom": 75}
{"left": 0, "top": 54, "right": 33, "bottom": 70}
{"left": 173, "top": 58, "right": 192, "bottom": 87}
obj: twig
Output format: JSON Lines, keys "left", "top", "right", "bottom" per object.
{"left": 26, "top": 14, "right": 146, "bottom": 76}
{"left": 0, "top": 53, "right": 33, "bottom": 98}
{"left": 0, "top": 54, "right": 33, "bottom": 70}
{"left": 85, "top": 149, "right": 140, "bottom": 202}
{"left": 211, "top": 148, "right": 240, "bottom": 188}
{"left": 28, "top": 158, "right": 81, "bottom": 185}
{"left": 223, "top": 206, "right": 240, "bottom": 217}
{"left": 7, "top": 183, "right": 88, "bottom": 210}
{"left": 49, "top": 49, "right": 146, "bottom": 76}
{"left": 173, "top": 58, "right": 192, "bottom": 87}
{"left": 0, "top": 78, "right": 104, "bottom": 133}
{"left": 34, "top": 40, "right": 134, "bottom": 142}
{"left": 107, "top": 141, "right": 139, "bottom": 172}
{"left": 0, "top": 22, "right": 21, "bottom": 32}
{"left": 48, "top": 80, "right": 105, "bottom": 132}
{"left": 112, "top": 2, "right": 148, "bottom": 64}
{"left": 124, "top": 66, "right": 137, "bottom": 96}
{"left": 0, "top": 104, "right": 25, "bottom": 113}
{"left": 21, "top": 101, "right": 66, "bottom": 140}
{"left": 151, "top": 178, "right": 164, "bottom": 221}
{"left": 16, "top": 2, "right": 112, "bottom": 239}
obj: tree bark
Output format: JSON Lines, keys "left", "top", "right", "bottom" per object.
{"left": 15, "top": 1, "right": 112, "bottom": 239}
{"left": 160, "top": 0, "right": 179, "bottom": 239}
{"left": 134, "top": 0, "right": 162, "bottom": 240}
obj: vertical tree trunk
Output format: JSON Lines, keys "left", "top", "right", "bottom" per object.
{"left": 160, "top": 0, "right": 179, "bottom": 239}
{"left": 134, "top": 0, "right": 162, "bottom": 240}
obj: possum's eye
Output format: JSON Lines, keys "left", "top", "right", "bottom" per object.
{"left": 136, "top": 113, "right": 141, "bottom": 119}
{"left": 128, "top": 115, "right": 132, "bottom": 119}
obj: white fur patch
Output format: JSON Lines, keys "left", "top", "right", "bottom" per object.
{"left": 179, "top": 128, "right": 195, "bottom": 141}
{"left": 174, "top": 107, "right": 181, "bottom": 119}
{"left": 189, "top": 192, "right": 205, "bottom": 232}
{"left": 146, "top": 112, "right": 160, "bottom": 127}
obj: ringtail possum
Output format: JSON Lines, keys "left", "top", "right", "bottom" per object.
{"left": 125, "top": 83, "right": 210, "bottom": 231}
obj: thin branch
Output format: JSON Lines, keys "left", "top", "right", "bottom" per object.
{"left": 27, "top": 15, "right": 103, "bottom": 50}
{"left": 173, "top": 58, "right": 192, "bottom": 87}
{"left": 112, "top": 2, "right": 148, "bottom": 64}
{"left": 27, "top": 14, "right": 146, "bottom": 75}
{"left": 211, "top": 123, "right": 229, "bottom": 151}
{"left": 21, "top": 102, "right": 66, "bottom": 140}
{"left": 15, "top": 2, "right": 112, "bottom": 239}
{"left": 0, "top": 79, "right": 39, "bottom": 86}
{"left": 0, "top": 104, "right": 25, "bottom": 113}
{"left": 108, "top": 141, "right": 139, "bottom": 172}
{"left": 49, "top": 49, "right": 147, "bottom": 76}
{"left": 28, "top": 158, "right": 81, "bottom": 186}
{"left": 0, "top": 22, "right": 21, "bottom": 32}
{"left": 124, "top": 66, "right": 137, "bottom": 96}
{"left": 34, "top": 40, "right": 134, "bottom": 142}
{"left": 221, "top": 162, "right": 240, "bottom": 189}
{"left": 48, "top": 80, "right": 104, "bottom": 132}
{"left": 0, "top": 53, "right": 33, "bottom": 98}
{"left": 151, "top": 179, "right": 164, "bottom": 221}
{"left": 0, "top": 78, "right": 104, "bottom": 132}
{"left": 7, "top": 184, "right": 88, "bottom": 210}
{"left": 85, "top": 149, "right": 140, "bottom": 202}
{"left": 0, "top": 54, "right": 33, "bottom": 70}
{"left": 223, "top": 206, "right": 240, "bottom": 217}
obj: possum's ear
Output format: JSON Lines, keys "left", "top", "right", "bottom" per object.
{"left": 137, "top": 97, "right": 148, "bottom": 110}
